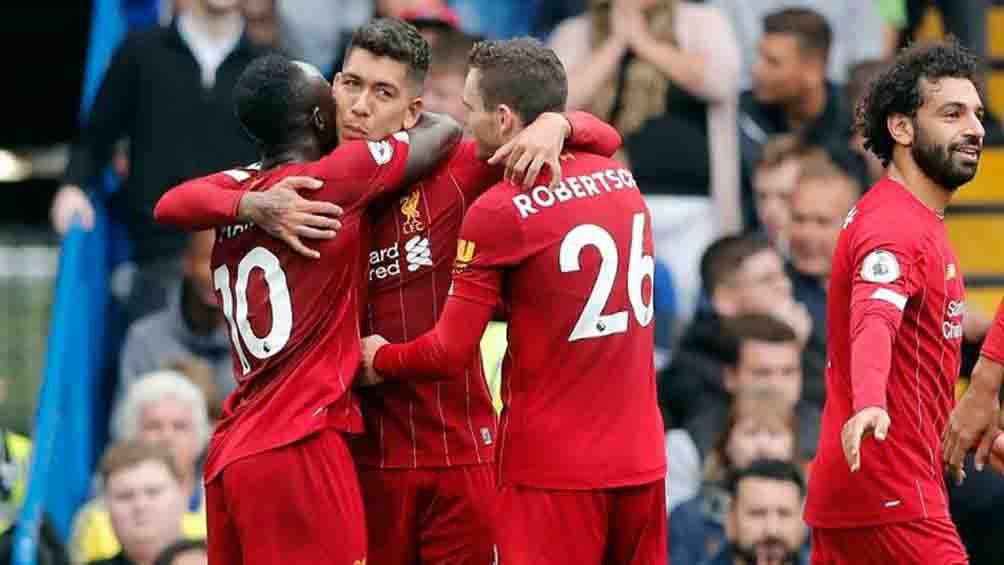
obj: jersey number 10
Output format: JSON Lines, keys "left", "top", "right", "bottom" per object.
{"left": 560, "top": 213, "right": 654, "bottom": 342}
{"left": 213, "top": 247, "right": 294, "bottom": 374}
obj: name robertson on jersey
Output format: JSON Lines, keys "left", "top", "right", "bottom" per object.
{"left": 511, "top": 167, "right": 638, "bottom": 219}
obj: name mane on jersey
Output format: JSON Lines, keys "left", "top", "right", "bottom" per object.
{"left": 511, "top": 167, "right": 638, "bottom": 219}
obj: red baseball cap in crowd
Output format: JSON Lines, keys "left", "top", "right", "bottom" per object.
{"left": 398, "top": 3, "right": 461, "bottom": 29}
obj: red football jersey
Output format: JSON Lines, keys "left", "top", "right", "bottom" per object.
{"left": 353, "top": 113, "right": 623, "bottom": 469}
{"left": 448, "top": 150, "right": 666, "bottom": 489}
{"left": 352, "top": 140, "right": 499, "bottom": 468}
{"left": 805, "top": 178, "right": 965, "bottom": 528}
{"left": 982, "top": 299, "right": 1004, "bottom": 365}
{"left": 200, "top": 135, "right": 410, "bottom": 483}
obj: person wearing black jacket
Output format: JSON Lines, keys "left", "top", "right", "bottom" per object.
{"left": 50, "top": 0, "right": 263, "bottom": 321}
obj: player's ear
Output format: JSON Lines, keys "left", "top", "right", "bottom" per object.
{"left": 403, "top": 97, "right": 424, "bottom": 130}
{"left": 887, "top": 113, "right": 914, "bottom": 146}
{"left": 312, "top": 107, "right": 326, "bottom": 132}
{"left": 497, "top": 104, "right": 522, "bottom": 138}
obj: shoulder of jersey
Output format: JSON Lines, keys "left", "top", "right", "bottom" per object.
{"left": 221, "top": 162, "right": 262, "bottom": 184}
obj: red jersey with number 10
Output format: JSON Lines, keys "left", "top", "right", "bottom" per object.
{"left": 200, "top": 135, "right": 410, "bottom": 483}
{"left": 449, "top": 150, "right": 666, "bottom": 489}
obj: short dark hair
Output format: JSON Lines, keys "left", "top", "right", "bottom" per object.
{"left": 721, "top": 313, "right": 799, "bottom": 367}
{"left": 699, "top": 234, "right": 772, "bottom": 296}
{"left": 729, "top": 458, "right": 806, "bottom": 498}
{"left": 763, "top": 7, "right": 832, "bottom": 61}
{"left": 468, "top": 37, "right": 567, "bottom": 124}
{"left": 348, "top": 18, "right": 431, "bottom": 91}
{"left": 857, "top": 39, "right": 980, "bottom": 167}
{"left": 153, "top": 539, "right": 208, "bottom": 565}
{"left": 233, "top": 54, "right": 314, "bottom": 148}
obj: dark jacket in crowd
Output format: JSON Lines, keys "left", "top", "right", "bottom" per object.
{"left": 64, "top": 21, "right": 262, "bottom": 263}
{"left": 738, "top": 81, "right": 854, "bottom": 227}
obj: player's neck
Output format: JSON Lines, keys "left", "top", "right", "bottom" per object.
{"left": 183, "top": 3, "right": 243, "bottom": 43}
{"left": 887, "top": 156, "right": 952, "bottom": 217}
{"left": 785, "top": 81, "right": 826, "bottom": 130}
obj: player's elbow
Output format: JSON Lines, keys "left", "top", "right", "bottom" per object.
{"left": 152, "top": 193, "right": 176, "bottom": 225}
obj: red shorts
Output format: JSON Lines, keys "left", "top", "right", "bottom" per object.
{"left": 811, "top": 517, "right": 968, "bottom": 565}
{"left": 356, "top": 463, "right": 497, "bottom": 565}
{"left": 206, "top": 429, "right": 367, "bottom": 565}
{"left": 496, "top": 479, "right": 666, "bottom": 565}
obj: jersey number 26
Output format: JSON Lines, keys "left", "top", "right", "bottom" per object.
{"left": 560, "top": 213, "right": 654, "bottom": 342}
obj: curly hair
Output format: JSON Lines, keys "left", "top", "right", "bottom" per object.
{"left": 857, "top": 38, "right": 980, "bottom": 167}
{"left": 348, "top": 18, "right": 431, "bottom": 92}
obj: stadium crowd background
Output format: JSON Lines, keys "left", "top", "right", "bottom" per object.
{"left": 0, "top": 0, "right": 1002, "bottom": 564}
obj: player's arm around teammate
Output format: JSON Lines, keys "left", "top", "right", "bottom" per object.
{"left": 154, "top": 110, "right": 591, "bottom": 255}
{"left": 944, "top": 299, "right": 1004, "bottom": 475}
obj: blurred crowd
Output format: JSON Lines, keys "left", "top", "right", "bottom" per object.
{"left": 1, "top": 0, "right": 1000, "bottom": 564}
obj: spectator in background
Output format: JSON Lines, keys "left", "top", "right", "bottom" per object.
{"left": 846, "top": 59, "right": 892, "bottom": 183}
{"left": 659, "top": 234, "right": 814, "bottom": 432}
{"left": 784, "top": 152, "right": 862, "bottom": 411}
{"left": 164, "top": 357, "right": 222, "bottom": 424}
{"left": 680, "top": 313, "right": 819, "bottom": 461}
{"left": 152, "top": 540, "right": 207, "bottom": 565}
{"left": 418, "top": 28, "right": 476, "bottom": 124}
{"left": 711, "top": 0, "right": 884, "bottom": 88}
{"left": 550, "top": 0, "right": 742, "bottom": 320}
{"left": 241, "top": 0, "right": 279, "bottom": 49}
{"left": 117, "top": 230, "right": 232, "bottom": 413}
{"left": 701, "top": 459, "right": 810, "bottom": 565}
{"left": 51, "top": 0, "right": 262, "bottom": 323}
{"left": 738, "top": 8, "right": 855, "bottom": 229}
{"left": 85, "top": 441, "right": 187, "bottom": 565}
{"left": 72, "top": 372, "right": 209, "bottom": 565}
{"left": 277, "top": 0, "right": 374, "bottom": 77}
{"left": 752, "top": 134, "right": 806, "bottom": 254}
{"left": 0, "top": 373, "right": 30, "bottom": 535}
{"left": 399, "top": 2, "right": 464, "bottom": 48}
{"left": 671, "top": 385, "right": 801, "bottom": 565}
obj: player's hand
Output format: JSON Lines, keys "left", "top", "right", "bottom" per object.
{"left": 237, "top": 176, "right": 342, "bottom": 259}
{"left": 841, "top": 406, "right": 891, "bottom": 472}
{"left": 943, "top": 380, "right": 1001, "bottom": 477}
{"left": 358, "top": 335, "right": 389, "bottom": 387}
{"left": 51, "top": 184, "right": 96, "bottom": 234}
{"left": 487, "top": 112, "right": 568, "bottom": 189}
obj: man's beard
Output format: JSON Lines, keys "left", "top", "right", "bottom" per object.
{"left": 732, "top": 538, "right": 800, "bottom": 565}
{"left": 911, "top": 124, "right": 980, "bottom": 191}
